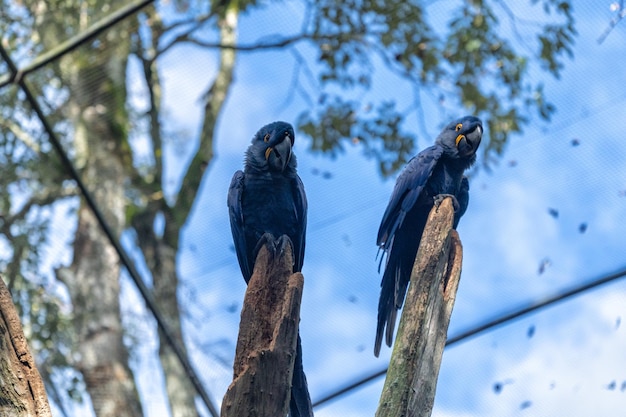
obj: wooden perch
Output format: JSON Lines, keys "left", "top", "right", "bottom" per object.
{"left": 376, "top": 197, "right": 463, "bottom": 417}
{"left": 221, "top": 241, "right": 304, "bottom": 417}
{"left": 0, "top": 275, "right": 52, "bottom": 417}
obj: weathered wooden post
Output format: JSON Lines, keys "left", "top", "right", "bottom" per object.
{"left": 376, "top": 197, "right": 463, "bottom": 417}
{"left": 0, "top": 276, "right": 52, "bottom": 417}
{"left": 221, "top": 241, "right": 304, "bottom": 417}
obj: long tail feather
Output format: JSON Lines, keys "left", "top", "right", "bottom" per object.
{"left": 289, "top": 333, "right": 313, "bottom": 417}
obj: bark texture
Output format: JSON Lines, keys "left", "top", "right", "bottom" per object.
{"left": 376, "top": 197, "right": 463, "bottom": 417}
{"left": 54, "top": 22, "right": 143, "bottom": 417}
{"left": 221, "top": 243, "right": 304, "bottom": 417}
{"left": 0, "top": 276, "right": 52, "bottom": 417}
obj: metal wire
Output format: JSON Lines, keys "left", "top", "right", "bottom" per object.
{"left": 0, "top": 34, "right": 219, "bottom": 417}
{"left": 312, "top": 265, "right": 626, "bottom": 408}
{"left": 0, "top": 0, "right": 155, "bottom": 88}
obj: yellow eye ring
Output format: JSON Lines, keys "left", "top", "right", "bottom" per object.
{"left": 263, "top": 133, "right": 270, "bottom": 142}
{"left": 455, "top": 123, "right": 462, "bottom": 132}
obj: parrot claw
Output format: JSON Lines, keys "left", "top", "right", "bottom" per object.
{"left": 253, "top": 234, "right": 295, "bottom": 271}
{"left": 276, "top": 235, "right": 294, "bottom": 259}
{"left": 253, "top": 232, "right": 277, "bottom": 260}
{"left": 276, "top": 235, "right": 296, "bottom": 272}
{"left": 433, "top": 193, "right": 460, "bottom": 212}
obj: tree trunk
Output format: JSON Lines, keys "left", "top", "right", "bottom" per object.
{"left": 133, "top": 206, "right": 199, "bottom": 417}
{"left": 55, "top": 25, "right": 144, "bottom": 417}
{"left": 0, "top": 276, "right": 52, "bottom": 417}
{"left": 376, "top": 197, "right": 463, "bottom": 417}
{"left": 154, "top": 242, "right": 197, "bottom": 417}
{"left": 221, "top": 242, "right": 304, "bottom": 417}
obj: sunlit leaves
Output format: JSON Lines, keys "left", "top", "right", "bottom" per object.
{"left": 297, "top": 97, "right": 414, "bottom": 176}
{"left": 301, "top": 0, "right": 575, "bottom": 175}
{"left": 298, "top": 96, "right": 355, "bottom": 155}
{"left": 532, "top": 0, "right": 576, "bottom": 77}
{"left": 538, "top": 23, "right": 576, "bottom": 77}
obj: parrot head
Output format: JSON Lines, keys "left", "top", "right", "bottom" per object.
{"left": 436, "top": 115, "right": 483, "bottom": 159}
{"left": 245, "top": 121, "right": 297, "bottom": 174}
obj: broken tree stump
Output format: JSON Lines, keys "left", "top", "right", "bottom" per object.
{"left": 221, "top": 241, "right": 304, "bottom": 417}
{"left": 376, "top": 197, "right": 463, "bottom": 417}
{"left": 0, "top": 275, "right": 52, "bottom": 417}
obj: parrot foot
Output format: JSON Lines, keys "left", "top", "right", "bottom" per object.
{"left": 433, "top": 193, "right": 460, "bottom": 212}
{"left": 276, "top": 235, "right": 296, "bottom": 272}
{"left": 253, "top": 232, "right": 277, "bottom": 260}
{"left": 276, "top": 235, "right": 294, "bottom": 259}
{"left": 253, "top": 234, "right": 295, "bottom": 270}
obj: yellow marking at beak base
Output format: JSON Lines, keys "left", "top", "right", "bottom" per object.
{"left": 455, "top": 134, "right": 465, "bottom": 147}
{"left": 265, "top": 147, "right": 273, "bottom": 160}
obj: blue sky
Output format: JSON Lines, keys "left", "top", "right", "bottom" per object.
{"left": 45, "top": 1, "right": 626, "bottom": 415}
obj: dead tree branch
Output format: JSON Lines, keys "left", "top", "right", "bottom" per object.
{"left": 221, "top": 241, "right": 304, "bottom": 417}
{"left": 0, "top": 275, "right": 52, "bottom": 417}
{"left": 376, "top": 197, "right": 463, "bottom": 417}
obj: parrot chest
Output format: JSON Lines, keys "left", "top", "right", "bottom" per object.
{"left": 426, "top": 159, "right": 465, "bottom": 197}
{"left": 241, "top": 176, "right": 300, "bottom": 242}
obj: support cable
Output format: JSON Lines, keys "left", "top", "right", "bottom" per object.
{"left": 313, "top": 265, "right": 626, "bottom": 408}
{"left": 0, "top": 0, "right": 155, "bottom": 88}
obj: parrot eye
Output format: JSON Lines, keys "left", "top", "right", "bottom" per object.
{"left": 455, "top": 123, "right": 463, "bottom": 132}
{"left": 263, "top": 133, "right": 270, "bottom": 143}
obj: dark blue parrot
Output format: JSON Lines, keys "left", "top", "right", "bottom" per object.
{"left": 227, "top": 121, "right": 313, "bottom": 417}
{"left": 374, "top": 116, "right": 483, "bottom": 357}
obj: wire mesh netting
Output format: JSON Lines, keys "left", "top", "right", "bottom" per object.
{"left": 1, "top": 1, "right": 626, "bottom": 416}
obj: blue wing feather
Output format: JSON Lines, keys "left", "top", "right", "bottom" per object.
{"left": 227, "top": 170, "right": 251, "bottom": 280}
{"left": 292, "top": 175, "right": 308, "bottom": 272}
{"left": 374, "top": 144, "right": 443, "bottom": 357}
{"left": 377, "top": 145, "right": 443, "bottom": 249}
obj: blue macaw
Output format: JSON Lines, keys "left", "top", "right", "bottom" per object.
{"left": 228, "top": 121, "right": 312, "bottom": 416}
{"left": 375, "top": 116, "right": 483, "bottom": 357}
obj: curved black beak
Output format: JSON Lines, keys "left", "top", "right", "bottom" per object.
{"left": 266, "top": 137, "right": 292, "bottom": 172}
{"left": 456, "top": 122, "right": 482, "bottom": 156}
{"left": 465, "top": 124, "right": 482, "bottom": 150}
